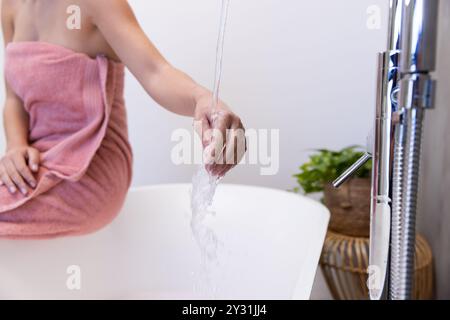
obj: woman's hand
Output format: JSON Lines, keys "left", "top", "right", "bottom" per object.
{"left": 194, "top": 93, "right": 246, "bottom": 177}
{"left": 0, "top": 146, "right": 40, "bottom": 195}
{"left": 88, "top": 0, "right": 246, "bottom": 177}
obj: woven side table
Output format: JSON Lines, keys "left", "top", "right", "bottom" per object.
{"left": 320, "top": 231, "right": 434, "bottom": 300}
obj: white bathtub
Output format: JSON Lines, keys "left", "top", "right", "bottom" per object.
{"left": 0, "top": 184, "right": 329, "bottom": 300}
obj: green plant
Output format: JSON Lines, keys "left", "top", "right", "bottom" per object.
{"left": 293, "top": 146, "right": 372, "bottom": 194}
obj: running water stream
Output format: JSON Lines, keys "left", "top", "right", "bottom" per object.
{"left": 190, "top": 0, "right": 231, "bottom": 297}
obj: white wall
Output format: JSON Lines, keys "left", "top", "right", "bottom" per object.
{"left": 0, "top": 0, "right": 389, "bottom": 190}
{"left": 418, "top": 0, "right": 450, "bottom": 299}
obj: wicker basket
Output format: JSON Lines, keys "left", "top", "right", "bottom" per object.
{"left": 320, "top": 231, "right": 434, "bottom": 300}
{"left": 323, "top": 178, "right": 371, "bottom": 237}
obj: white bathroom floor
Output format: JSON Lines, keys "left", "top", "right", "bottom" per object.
{"left": 310, "top": 267, "right": 333, "bottom": 300}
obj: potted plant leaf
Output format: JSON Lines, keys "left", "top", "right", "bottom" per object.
{"left": 293, "top": 146, "right": 372, "bottom": 237}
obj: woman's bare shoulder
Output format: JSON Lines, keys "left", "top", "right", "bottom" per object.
{"left": 1, "top": 0, "right": 18, "bottom": 15}
{"left": 82, "top": 0, "right": 131, "bottom": 12}
{"left": 1, "top": 0, "right": 17, "bottom": 39}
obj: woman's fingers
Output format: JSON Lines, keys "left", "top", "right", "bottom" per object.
{"left": 212, "top": 111, "right": 233, "bottom": 148}
{"left": 201, "top": 116, "right": 213, "bottom": 148}
{"left": 13, "top": 153, "right": 37, "bottom": 189}
{"left": 0, "top": 161, "right": 18, "bottom": 194}
{"left": 3, "top": 157, "right": 29, "bottom": 195}
{"left": 226, "top": 118, "right": 246, "bottom": 165}
{"left": 26, "top": 147, "right": 40, "bottom": 172}
{"left": 0, "top": 147, "right": 40, "bottom": 195}
{"left": 209, "top": 111, "right": 232, "bottom": 165}
{"left": 194, "top": 114, "right": 213, "bottom": 148}
{"left": 197, "top": 101, "right": 246, "bottom": 177}
{"left": 217, "top": 164, "right": 235, "bottom": 178}
{"left": 207, "top": 116, "right": 246, "bottom": 177}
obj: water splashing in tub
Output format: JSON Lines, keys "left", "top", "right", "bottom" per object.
{"left": 190, "top": 0, "right": 231, "bottom": 297}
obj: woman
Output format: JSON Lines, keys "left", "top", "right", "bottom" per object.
{"left": 0, "top": 0, "right": 245, "bottom": 238}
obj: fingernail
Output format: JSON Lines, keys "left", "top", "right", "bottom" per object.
{"left": 31, "top": 164, "right": 38, "bottom": 172}
{"left": 21, "top": 187, "right": 28, "bottom": 195}
{"left": 30, "top": 181, "right": 36, "bottom": 188}
{"left": 9, "top": 186, "right": 17, "bottom": 194}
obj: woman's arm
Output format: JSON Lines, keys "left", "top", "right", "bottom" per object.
{"left": 0, "top": 0, "right": 39, "bottom": 194}
{"left": 2, "top": 1, "right": 28, "bottom": 150}
{"left": 87, "top": 0, "right": 204, "bottom": 117}
{"left": 87, "top": 0, "right": 246, "bottom": 176}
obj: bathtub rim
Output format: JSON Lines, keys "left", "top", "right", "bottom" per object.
{"left": 126, "top": 183, "right": 330, "bottom": 300}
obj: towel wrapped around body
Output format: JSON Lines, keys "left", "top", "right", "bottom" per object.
{"left": 0, "top": 41, "right": 133, "bottom": 239}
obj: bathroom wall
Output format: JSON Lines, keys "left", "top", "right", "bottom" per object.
{"left": 0, "top": 0, "right": 388, "bottom": 189}
{"left": 0, "top": 0, "right": 390, "bottom": 299}
{"left": 0, "top": 0, "right": 447, "bottom": 300}
{"left": 417, "top": 0, "right": 450, "bottom": 300}
{"left": 124, "top": 0, "right": 389, "bottom": 189}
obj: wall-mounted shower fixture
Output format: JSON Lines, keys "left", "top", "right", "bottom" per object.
{"left": 333, "top": 0, "right": 438, "bottom": 300}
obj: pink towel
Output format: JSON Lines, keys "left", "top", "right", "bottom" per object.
{"left": 0, "top": 42, "right": 133, "bottom": 239}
